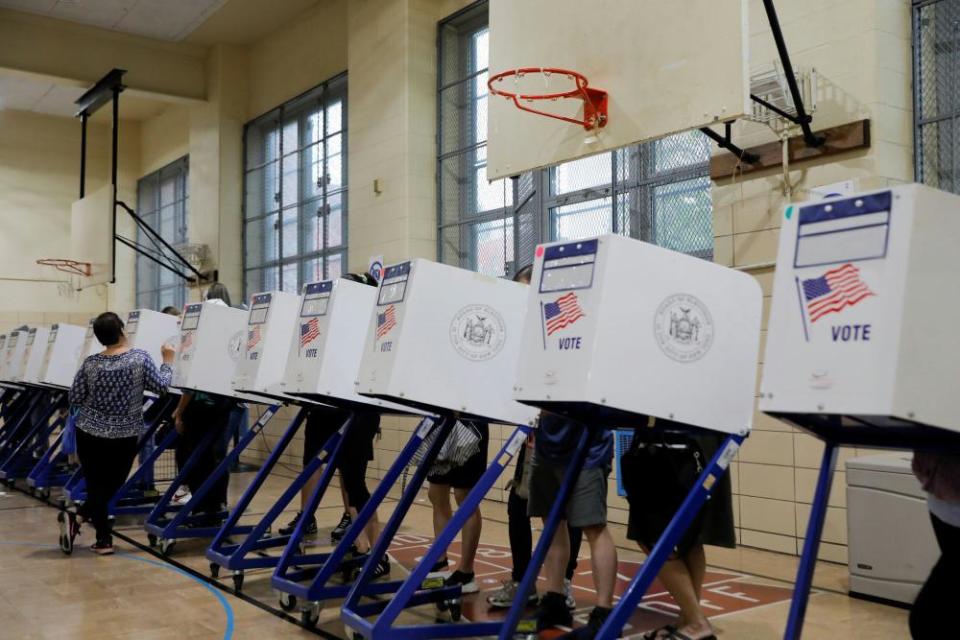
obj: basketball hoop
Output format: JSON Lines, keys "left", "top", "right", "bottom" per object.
{"left": 487, "top": 67, "right": 608, "bottom": 130}
{"left": 36, "top": 258, "right": 92, "bottom": 277}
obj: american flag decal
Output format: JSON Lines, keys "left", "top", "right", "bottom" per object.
{"left": 543, "top": 292, "right": 586, "bottom": 336}
{"left": 377, "top": 305, "right": 397, "bottom": 339}
{"left": 802, "top": 263, "right": 875, "bottom": 323}
{"left": 300, "top": 318, "right": 320, "bottom": 347}
{"left": 247, "top": 325, "right": 262, "bottom": 351}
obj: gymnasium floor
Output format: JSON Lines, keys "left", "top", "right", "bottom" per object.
{"left": 0, "top": 473, "right": 909, "bottom": 639}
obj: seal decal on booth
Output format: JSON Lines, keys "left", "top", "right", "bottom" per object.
{"left": 654, "top": 293, "right": 714, "bottom": 363}
{"left": 227, "top": 330, "right": 244, "bottom": 362}
{"left": 450, "top": 304, "right": 506, "bottom": 361}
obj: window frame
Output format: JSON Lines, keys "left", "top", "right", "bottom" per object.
{"left": 135, "top": 155, "right": 189, "bottom": 311}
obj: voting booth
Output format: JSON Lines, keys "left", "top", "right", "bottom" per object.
{"left": 761, "top": 184, "right": 960, "bottom": 433}
{"left": 19, "top": 327, "right": 52, "bottom": 385}
{"left": 357, "top": 259, "right": 539, "bottom": 426}
{"left": 125, "top": 309, "right": 179, "bottom": 368}
{"left": 173, "top": 301, "right": 254, "bottom": 400}
{"left": 1, "top": 329, "right": 29, "bottom": 382}
{"left": 515, "top": 234, "right": 762, "bottom": 434}
{"left": 37, "top": 323, "right": 85, "bottom": 389}
{"left": 282, "top": 279, "right": 424, "bottom": 414}
{"left": 77, "top": 318, "right": 101, "bottom": 367}
{"left": 232, "top": 291, "right": 300, "bottom": 401}
{"left": 0, "top": 334, "right": 10, "bottom": 382}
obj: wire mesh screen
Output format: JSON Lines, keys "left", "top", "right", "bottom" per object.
{"left": 438, "top": 2, "right": 713, "bottom": 279}
{"left": 915, "top": 0, "right": 960, "bottom": 192}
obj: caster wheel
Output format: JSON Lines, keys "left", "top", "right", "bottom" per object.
{"left": 38, "top": 488, "right": 50, "bottom": 500}
{"left": 160, "top": 539, "right": 176, "bottom": 556}
{"left": 278, "top": 592, "right": 297, "bottom": 612}
{"left": 449, "top": 602, "right": 462, "bottom": 622}
{"left": 300, "top": 604, "right": 320, "bottom": 629}
{"left": 209, "top": 563, "right": 220, "bottom": 578}
{"left": 232, "top": 570, "right": 244, "bottom": 593}
{"left": 436, "top": 599, "right": 449, "bottom": 612}
{"left": 147, "top": 534, "right": 158, "bottom": 548}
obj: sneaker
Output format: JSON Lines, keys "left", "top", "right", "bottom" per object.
{"left": 444, "top": 569, "right": 478, "bottom": 595}
{"left": 564, "top": 578, "right": 577, "bottom": 610}
{"left": 90, "top": 541, "right": 115, "bottom": 556}
{"left": 371, "top": 555, "right": 391, "bottom": 579}
{"left": 536, "top": 591, "right": 573, "bottom": 631}
{"left": 558, "top": 606, "right": 612, "bottom": 639}
{"left": 427, "top": 556, "right": 450, "bottom": 577}
{"left": 331, "top": 511, "right": 351, "bottom": 542}
{"left": 279, "top": 512, "right": 318, "bottom": 536}
{"left": 172, "top": 488, "right": 192, "bottom": 505}
{"left": 487, "top": 579, "right": 538, "bottom": 608}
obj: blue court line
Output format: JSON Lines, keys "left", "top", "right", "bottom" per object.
{"left": 0, "top": 540, "right": 235, "bottom": 639}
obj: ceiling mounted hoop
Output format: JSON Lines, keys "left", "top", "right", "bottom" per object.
{"left": 487, "top": 67, "right": 609, "bottom": 131}
{"left": 36, "top": 258, "right": 92, "bottom": 277}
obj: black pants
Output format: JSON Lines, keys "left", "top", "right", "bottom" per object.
{"left": 507, "top": 447, "right": 582, "bottom": 583}
{"left": 910, "top": 512, "right": 960, "bottom": 639}
{"left": 76, "top": 429, "right": 140, "bottom": 544}
{"left": 175, "top": 401, "right": 231, "bottom": 517}
{"left": 304, "top": 408, "right": 379, "bottom": 510}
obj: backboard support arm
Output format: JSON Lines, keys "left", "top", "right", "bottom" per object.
{"left": 116, "top": 200, "right": 208, "bottom": 284}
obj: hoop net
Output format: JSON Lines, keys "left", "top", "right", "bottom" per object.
{"left": 487, "top": 67, "right": 609, "bottom": 130}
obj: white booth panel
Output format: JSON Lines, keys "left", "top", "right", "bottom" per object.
{"left": 232, "top": 291, "right": 301, "bottom": 401}
{"left": 357, "top": 260, "right": 539, "bottom": 426}
{"left": 1, "top": 329, "right": 29, "bottom": 382}
{"left": 76, "top": 318, "right": 101, "bottom": 369}
{"left": 0, "top": 334, "right": 9, "bottom": 381}
{"left": 514, "top": 235, "right": 762, "bottom": 435}
{"left": 761, "top": 184, "right": 960, "bottom": 433}
{"left": 38, "top": 323, "right": 85, "bottom": 389}
{"left": 282, "top": 279, "right": 428, "bottom": 414}
{"left": 125, "top": 309, "right": 179, "bottom": 369}
{"left": 19, "top": 327, "right": 51, "bottom": 384}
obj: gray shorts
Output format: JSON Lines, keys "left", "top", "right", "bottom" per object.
{"left": 526, "top": 452, "right": 609, "bottom": 528}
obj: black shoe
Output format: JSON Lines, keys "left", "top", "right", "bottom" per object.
{"left": 443, "top": 569, "right": 478, "bottom": 594}
{"left": 428, "top": 556, "right": 450, "bottom": 575}
{"left": 330, "top": 511, "right": 351, "bottom": 542}
{"left": 371, "top": 555, "right": 391, "bottom": 579}
{"left": 279, "top": 512, "right": 317, "bottom": 536}
{"left": 557, "top": 606, "right": 612, "bottom": 639}
{"left": 536, "top": 591, "right": 573, "bottom": 631}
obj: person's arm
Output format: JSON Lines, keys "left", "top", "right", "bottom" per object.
{"left": 68, "top": 360, "right": 89, "bottom": 407}
{"left": 144, "top": 345, "right": 175, "bottom": 394}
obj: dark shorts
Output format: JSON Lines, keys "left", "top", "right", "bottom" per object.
{"left": 303, "top": 408, "right": 379, "bottom": 509}
{"left": 527, "top": 452, "right": 610, "bottom": 529}
{"left": 427, "top": 422, "right": 490, "bottom": 489}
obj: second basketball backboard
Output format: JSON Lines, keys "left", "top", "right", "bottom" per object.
{"left": 487, "top": 0, "right": 750, "bottom": 179}
{"left": 69, "top": 184, "right": 114, "bottom": 288}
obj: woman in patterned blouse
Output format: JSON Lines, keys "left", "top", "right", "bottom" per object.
{"left": 68, "top": 311, "right": 175, "bottom": 555}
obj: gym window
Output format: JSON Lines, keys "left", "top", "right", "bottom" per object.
{"left": 135, "top": 156, "right": 189, "bottom": 311}
{"left": 243, "top": 73, "right": 348, "bottom": 299}
{"left": 437, "top": 2, "right": 713, "bottom": 277}
{"left": 913, "top": 0, "right": 960, "bottom": 192}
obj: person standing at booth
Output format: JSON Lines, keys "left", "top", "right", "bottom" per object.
{"left": 529, "top": 413, "right": 616, "bottom": 638}
{"left": 68, "top": 312, "right": 174, "bottom": 554}
{"left": 910, "top": 451, "right": 960, "bottom": 639}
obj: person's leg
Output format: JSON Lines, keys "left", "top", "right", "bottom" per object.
{"left": 507, "top": 487, "right": 533, "bottom": 582}
{"left": 75, "top": 430, "right": 109, "bottom": 541}
{"left": 685, "top": 543, "right": 707, "bottom": 600}
{"left": 428, "top": 482, "right": 453, "bottom": 539}
{"left": 565, "top": 524, "right": 583, "bottom": 580}
{"left": 99, "top": 436, "right": 141, "bottom": 543}
{"left": 910, "top": 513, "right": 959, "bottom": 639}
{"left": 582, "top": 524, "right": 617, "bottom": 609}
{"left": 453, "top": 487, "right": 481, "bottom": 573}
{"left": 639, "top": 544, "right": 711, "bottom": 636}
{"left": 543, "top": 518, "right": 570, "bottom": 595}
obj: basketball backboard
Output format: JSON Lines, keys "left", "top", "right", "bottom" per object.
{"left": 68, "top": 184, "right": 114, "bottom": 288}
{"left": 487, "top": 0, "right": 750, "bottom": 179}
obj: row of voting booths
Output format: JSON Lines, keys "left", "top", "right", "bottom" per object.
{"left": 1, "top": 182, "right": 956, "bottom": 639}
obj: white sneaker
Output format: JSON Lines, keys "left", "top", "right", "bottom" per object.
{"left": 563, "top": 578, "right": 577, "bottom": 609}
{"left": 172, "top": 489, "right": 192, "bottom": 505}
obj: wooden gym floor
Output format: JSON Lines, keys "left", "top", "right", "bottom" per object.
{"left": 0, "top": 472, "right": 910, "bottom": 639}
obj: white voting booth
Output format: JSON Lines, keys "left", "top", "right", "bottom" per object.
{"left": 37, "top": 323, "right": 85, "bottom": 389}
{"left": 232, "top": 291, "right": 301, "bottom": 401}
{"left": 17, "top": 327, "right": 51, "bottom": 385}
{"left": 760, "top": 184, "right": 960, "bottom": 433}
{"left": 2, "top": 329, "right": 29, "bottom": 383}
{"left": 125, "top": 309, "right": 179, "bottom": 368}
{"left": 282, "top": 279, "right": 424, "bottom": 414}
{"left": 357, "top": 259, "right": 538, "bottom": 426}
{"left": 174, "top": 301, "right": 263, "bottom": 402}
{"left": 77, "top": 318, "right": 101, "bottom": 367}
{"left": 514, "top": 234, "right": 762, "bottom": 434}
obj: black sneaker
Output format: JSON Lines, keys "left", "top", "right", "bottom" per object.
{"left": 371, "top": 555, "right": 391, "bottom": 579}
{"left": 330, "top": 511, "right": 351, "bottom": 542}
{"left": 536, "top": 591, "right": 573, "bottom": 631}
{"left": 444, "top": 569, "right": 478, "bottom": 594}
{"left": 279, "top": 512, "right": 317, "bottom": 536}
{"left": 557, "top": 606, "right": 612, "bottom": 639}
{"left": 428, "top": 556, "right": 450, "bottom": 575}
